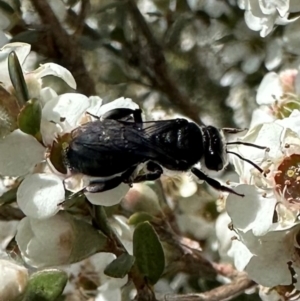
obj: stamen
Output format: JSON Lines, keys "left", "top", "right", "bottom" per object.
{"left": 227, "top": 150, "right": 264, "bottom": 173}
{"left": 226, "top": 141, "right": 267, "bottom": 150}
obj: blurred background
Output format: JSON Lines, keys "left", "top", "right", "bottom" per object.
{"left": 1, "top": 0, "right": 300, "bottom": 300}
{"left": 2, "top": 0, "right": 298, "bottom": 129}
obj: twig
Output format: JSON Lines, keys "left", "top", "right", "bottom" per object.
{"left": 124, "top": 0, "right": 202, "bottom": 124}
{"left": 157, "top": 273, "right": 256, "bottom": 301}
{"left": 30, "top": 0, "right": 96, "bottom": 96}
{"left": 73, "top": 0, "right": 90, "bottom": 36}
{"left": 152, "top": 218, "right": 217, "bottom": 280}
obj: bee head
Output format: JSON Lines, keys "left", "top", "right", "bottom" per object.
{"left": 202, "top": 126, "right": 227, "bottom": 171}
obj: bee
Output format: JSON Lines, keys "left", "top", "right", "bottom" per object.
{"left": 64, "top": 108, "right": 265, "bottom": 196}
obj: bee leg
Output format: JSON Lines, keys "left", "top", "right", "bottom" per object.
{"left": 86, "top": 165, "right": 139, "bottom": 193}
{"left": 132, "top": 162, "right": 163, "bottom": 182}
{"left": 85, "top": 176, "right": 124, "bottom": 193}
{"left": 191, "top": 167, "right": 244, "bottom": 197}
{"left": 101, "top": 108, "right": 143, "bottom": 123}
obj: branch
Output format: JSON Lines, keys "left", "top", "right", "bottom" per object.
{"left": 30, "top": 0, "right": 96, "bottom": 96}
{"left": 157, "top": 273, "right": 256, "bottom": 301}
{"left": 124, "top": 0, "right": 202, "bottom": 124}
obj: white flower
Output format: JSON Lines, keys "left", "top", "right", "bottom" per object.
{"left": 252, "top": 69, "right": 300, "bottom": 127}
{"left": 227, "top": 186, "right": 300, "bottom": 289}
{"left": 0, "top": 254, "right": 29, "bottom": 301}
{"left": 0, "top": 129, "right": 45, "bottom": 177}
{"left": 0, "top": 220, "right": 18, "bottom": 250}
{"left": 238, "top": 0, "right": 300, "bottom": 37}
{"left": 230, "top": 111, "right": 300, "bottom": 185}
{"left": 110, "top": 215, "right": 134, "bottom": 254}
{"left": 215, "top": 212, "right": 235, "bottom": 263}
{"left": 226, "top": 110, "right": 300, "bottom": 289}
{"left": 0, "top": 42, "right": 76, "bottom": 103}
{"left": 59, "top": 97, "right": 138, "bottom": 206}
{"left": 15, "top": 212, "right": 107, "bottom": 267}
{"left": 13, "top": 97, "right": 138, "bottom": 219}
{"left": 0, "top": 127, "right": 65, "bottom": 219}
{"left": 17, "top": 173, "right": 65, "bottom": 219}
{"left": 64, "top": 253, "right": 127, "bottom": 301}
{"left": 0, "top": 43, "right": 140, "bottom": 218}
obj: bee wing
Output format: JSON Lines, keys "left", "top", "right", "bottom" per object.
{"left": 125, "top": 119, "right": 189, "bottom": 162}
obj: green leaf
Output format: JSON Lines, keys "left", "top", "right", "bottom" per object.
{"left": 69, "top": 215, "right": 109, "bottom": 262}
{"left": 104, "top": 253, "right": 135, "bottom": 278}
{"left": 21, "top": 269, "right": 68, "bottom": 301}
{"left": 0, "top": 0, "right": 14, "bottom": 14}
{"left": 11, "top": 30, "right": 41, "bottom": 45}
{"left": 8, "top": 51, "right": 29, "bottom": 106}
{"left": 18, "top": 98, "right": 41, "bottom": 137}
{"left": 128, "top": 212, "right": 154, "bottom": 225}
{"left": 0, "top": 184, "right": 18, "bottom": 205}
{"left": 133, "top": 222, "right": 165, "bottom": 285}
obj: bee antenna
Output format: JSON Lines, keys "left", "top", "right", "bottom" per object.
{"left": 226, "top": 150, "right": 264, "bottom": 174}
{"left": 226, "top": 141, "right": 267, "bottom": 150}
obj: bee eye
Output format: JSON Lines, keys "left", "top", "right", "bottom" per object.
{"left": 205, "top": 153, "right": 224, "bottom": 171}
{"left": 203, "top": 126, "right": 225, "bottom": 171}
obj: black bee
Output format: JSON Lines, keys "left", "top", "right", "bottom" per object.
{"left": 64, "top": 108, "right": 264, "bottom": 196}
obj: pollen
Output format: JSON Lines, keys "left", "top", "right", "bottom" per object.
{"left": 274, "top": 154, "right": 300, "bottom": 204}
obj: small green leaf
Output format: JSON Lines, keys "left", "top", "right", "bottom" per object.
{"left": 0, "top": 182, "right": 20, "bottom": 205}
{"left": 104, "top": 253, "right": 135, "bottom": 278}
{"left": 128, "top": 212, "right": 154, "bottom": 225}
{"left": 69, "top": 215, "right": 109, "bottom": 263}
{"left": 133, "top": 222, "right": 165, "bottom": 285}
{"left": 0, "top": 0, "right": 14, "bottom": 14}
{"left": 11, "top": 30, "right": 41, "bottom": 45}
{"left": 18, "top": 98, "right": 41, "bottom": 137}
{"left": 22, "top": 269, "right": 68, "bottom": 301}
{"left": 8, "top": 51, "right": 29, "bottom": 106}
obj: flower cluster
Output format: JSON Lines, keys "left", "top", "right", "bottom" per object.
{"left": 0, "top": 42, "right": 140, "bottom": 299}
{"left": 238, "top": 0, "right": 300, "bottom": 37}
{"left": 219, "top": 71, "right": 300, "bottom": 295}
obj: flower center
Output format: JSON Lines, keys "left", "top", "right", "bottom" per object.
{"left": 272, "top": 94, "right": 300, "bottom": 119}
{"left": 274, "top": 154, "right": 300, "bottom": 203}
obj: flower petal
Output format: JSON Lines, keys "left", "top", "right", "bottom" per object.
{"left": 228, "top": 238, "right": 253, "bottom": 271}
{"left": 256, "top": 72, "right": 283, "bottom": 105}
{"left": 32, "top": 63, "right": 76, "bottom": 89}
{"left": 0, "top": 221, "right": 18, "bottom": 249}
{"left": 16, "top": 213, "right": 74, "bottom": 267}
{"left": 95, "top": 97, "right": 139, "bottom": 117}
{"left": 0, "top": 259, "right": 28, "bottom": 301}
{"left": 0, "top": 130, "right": 45, "bottom": 177}
{"left": 85, "top": 183, "right": 130, "bottom": 206}
{"left": 42, "top": 93, "right": 90, "bottom": 125}
{"left": 226, "top": 184, "right": 277, "bottom": 235}
{"left": 17, "top": 173, "right": 64, "bottom": 219}
{"left": 276, "top": 110, "right": 300, "bottom": 136}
